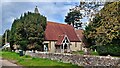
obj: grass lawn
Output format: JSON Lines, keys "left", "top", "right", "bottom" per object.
{"left": 72, "top": 50, "right": 99, "bottom": 56}
{"left": 90, "top": 51, "right": 99, "bottom": 55}
{"left": 0, "top": 51, "right": 83, "bottom": 68}
{"left": 72, "top": 51, "right": 84, "bottom": 55}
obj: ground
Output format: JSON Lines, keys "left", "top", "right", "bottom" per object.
{"left": 1, "top": 57, "right": 17, "bottom": 66}
{"left": 0, "top": 51, "right": 82, "bottom": 68}
{"left": 72, "top": 50, "right": 99, "bottom": 55}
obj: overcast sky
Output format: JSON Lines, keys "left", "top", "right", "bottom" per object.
{"left": 1, "top": 0, "right": 82, "bottom": 35}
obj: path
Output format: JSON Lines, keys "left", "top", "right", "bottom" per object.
{"left": 0, "top": 57, "right": 22, "bottom": 68}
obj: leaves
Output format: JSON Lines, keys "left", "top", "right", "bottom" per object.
{"left": 10, "top": 12, "right": 47, "bottom": 50}
{"left": 65, "top": 2, "right": 104, "bottom": 29}
{"left": 2, "top": 29, "right": 11, "bottom": 46}
{"left": 65, "top": 10, "right": 82, "bottom": 29}
{"left": 84, "top": 2, "right": 120, "bottom": 46}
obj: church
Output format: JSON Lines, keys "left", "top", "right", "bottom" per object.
{"left": 35, "top": 6, "right": 86, "bottom": 53}
{"left": 43, "top": 21, "right": 86, "bottom": 53}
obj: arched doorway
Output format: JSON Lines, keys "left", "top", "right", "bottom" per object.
{"left": 64, "top": 43, "right": 67, "bottom": 53}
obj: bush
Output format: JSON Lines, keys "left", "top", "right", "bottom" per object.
{"left": 96, "top": 45, "right": 120, "bottom": 56}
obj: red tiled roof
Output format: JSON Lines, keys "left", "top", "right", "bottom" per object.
{"left": 45, "top": 21, "right": 80, "bottom": 42}
{"left": 75, "top": 30, "right": 89, "bottom": 46}
{"left": 75, "top": 30, "right": 84, "bottom": 41}
{"left": 55, "top": 35, "right": 65, "bottom": 45}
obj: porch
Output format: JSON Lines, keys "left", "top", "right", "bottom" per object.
{"left": 55, "top": 43, "right": 71, "bottom": 53}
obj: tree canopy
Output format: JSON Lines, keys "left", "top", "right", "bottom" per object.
{"left": 84, "top": 2, "right": 120, "bottom": 46}
{"left": 2, "top": 29, "right": 10, "bottom": 46}
{"left": 65, "top": 2, "right": 104, "bottom": 29}
{"left": 10, "top": 12, "right": 47, "bottom": 51}
{"left": 65, "top": 9, "right": 82, "bottom": 29}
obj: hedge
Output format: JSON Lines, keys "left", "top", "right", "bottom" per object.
{"left": 96, "top": 45, "right": 120, "bottom": 56}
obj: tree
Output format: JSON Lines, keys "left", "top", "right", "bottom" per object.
{"left": 2, "top": 29, "right": 10, "bottom": 46}
{"left": 84, "top": 2, "right": 120, "bottom": 46}
{"left": 10, "top": 11, "right": 47, "bottom": 51}
{"left": 79, "top": 2, "right": 104, "bottom": 22}
{"left": 84, "top": 2, "right": 120, "bottom": 55}
{"left": 65, "top": 9, "right": 82, "bottom": 29}
{"left": 65, "top": 2, "right": 104, "bottom": 29}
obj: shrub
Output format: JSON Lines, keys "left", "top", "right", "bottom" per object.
{"left": 96, "top": 45, "right": 120, "bottom": 56}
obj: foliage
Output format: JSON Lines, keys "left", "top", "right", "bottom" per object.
{"left": 65, "top": 2, "right": 104, "bottom": 29}
{"left": 65, "top": 10, "right": 82, "bottom": 29}
{"left": 96, "top": 45, "right": 120, "bottom": 56}
{"left": 78, "top": 2, "right": 104, "bottom": 22}
{"left": 84, "top": 2, "right": 120, "bottom": 56}
{"left": 10, "top": 11, "right": 47, "bottom": 50}
{"left": 1, "top": 51, "right": 81, "bottom": 67}
{"left": 2, "top": 29, "right": 11, "bottom": 46}
{"left": 84, "top": 2, "right": 120, "bottom": 46}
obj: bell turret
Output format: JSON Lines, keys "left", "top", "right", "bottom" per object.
{"left": 34, "top": 6, "right": 39, "bottom": 14}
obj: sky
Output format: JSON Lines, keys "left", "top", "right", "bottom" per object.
{"left": 1, "top": 0, "right": 82, "bottom": 35}
{"left": 1, "top": 0, "right": 107, "bottom": 35}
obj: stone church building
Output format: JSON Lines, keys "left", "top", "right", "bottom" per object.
{"left": 43, "top": 21, "right": 85, "bottom": 53}
{"left": 35, "top": 6, "right": 86, "bottom": 53}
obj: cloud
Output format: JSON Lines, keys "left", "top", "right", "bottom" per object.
{"left": 36, "top": 2, "right": 74, "bottom": 23}
{"left": 1, "top": 2, "right": 78, "bottom": 34}
{"left": 0, "top": 1, "right": 2, "bottom": 34}
{"left": 2, "top": 0, "right": 80, "bottom": 2}
{"left": 2, "top": 0, "right": 117, "bottom": 2}
{"left": 2, "top": 2, "right": 34, "bottom": 33}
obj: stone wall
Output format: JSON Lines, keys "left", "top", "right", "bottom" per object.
{"left": 25, "top": 51, "right": 120, "bottom": 66}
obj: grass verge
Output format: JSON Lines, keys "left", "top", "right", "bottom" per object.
{"left": 0, "top": 51, "right": 83, "bottom": 68}
{"left": 72, "top": 50, "right": 99, "bottom": 56}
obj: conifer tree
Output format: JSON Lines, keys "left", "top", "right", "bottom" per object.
{"left": 10, "top": 11, "right": 47, "bottom": 51}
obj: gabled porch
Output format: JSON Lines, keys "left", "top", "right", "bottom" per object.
{"left": 55, "top": 35, "right": 71, "bottom": 53}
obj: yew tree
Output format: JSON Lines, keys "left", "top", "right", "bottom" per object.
{"left": 10, "top": 12, "right": 47, "bottom": 51}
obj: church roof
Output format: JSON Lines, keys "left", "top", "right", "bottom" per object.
{"left": 55, "top": 35, "right": 65, "bottom": 45}
{"left": 75, "top": 30, "right": 84, "bottom": 41}
{"left": 45, "top": 21, "right": 80, "bottom": 42}
{"left": 55, "top": 34, "right": 71, "bottom": 45}
{"left": 75, "top": 30, "right": 89, "bottom": 47}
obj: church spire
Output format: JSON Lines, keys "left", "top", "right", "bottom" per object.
{"left": 34, "top": 6, "right": 39, "bottom": 14}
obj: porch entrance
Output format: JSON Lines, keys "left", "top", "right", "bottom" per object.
{"left": 55, "top": 35, "right": 71, "bottom": 53}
